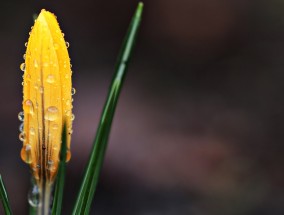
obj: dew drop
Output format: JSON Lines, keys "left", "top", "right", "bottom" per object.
{"left": 47, "top": 160, "right": 54, "bottom": 171}
{"left": 20, "top": 63, "right": 26, "bottom": 71}
{"left": 39, "top": 86, "right": 44, "bottom": 94}
{"left": 71, "top": 88, "right": 76, "bottom": 95}
{"left": 45, "top": 106, "right": 58, "bottom": 121}
{"left": 23, "top": 99, "right": 34, "bottom": 115}
{"left": 66, "top": 150, "right": 71, "bottom": 162}
{"left": 26, "top": 74, "right": 31, "bottom": 81}
{"left": 23, "top": 54, "right": 26, "bottom": 60}
{"left": 19, "top": 123, "right": 24, "bottom": 132}
{"left": 62, "top": 33, "right": 65, "bottom": 37}
{"left": 66, "top": 100, "right": 71, "bottom": 106}
{"left": 34, "top": 60, "right": 39, "bottom": 68}
{"left": 28, "top": 185, "right": 40, "bottom": 208}
{"left": 19, "top": 132, "right": 26, "bottom": 142}
{"left": 65, "top": 42, "right": 69, "bottom": 48}
{"left": 18, "top": 111, "right": 24, "bottom": 121}
{"left": 25, "top": 42, "right": 28, "bottom": 47}
{"left": 25, "top": 144, "right": 31, "bottom": 151}
{"left": 65, "top": 110, "right": 71, "bottom": 116}
{"left": 71, "top": 114, "right": 75, "bottom": 121}
{"left": 46, "top": 74, "right": 55, "bottom": 84}
{"left": 21, "top": 145, "right": 32, "bottom": 164}
{"left": 68, "top": 128, "right": 73, "bottom": 135}
{"left": 30, "top": 127, "right": 35, "bottom": 135}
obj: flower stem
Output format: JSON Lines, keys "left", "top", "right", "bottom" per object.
{"left": 39, "top": 181, "right": 52, "bottom": 215}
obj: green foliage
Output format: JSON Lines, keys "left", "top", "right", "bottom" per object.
{"left": 72, "top": 2, "right": 144, "bottom": 215}
{"left": 0, "top": 175, "right": 12, "bottom": 215}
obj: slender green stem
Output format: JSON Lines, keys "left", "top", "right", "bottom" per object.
{"left": 51, "top": 123, "right": 67, "bottom": 215}
{"left": 72, "top": 2, "right": 144, "bottom": 215}
{"left": 0, "top": 175, "right": 13, "bottom": 215}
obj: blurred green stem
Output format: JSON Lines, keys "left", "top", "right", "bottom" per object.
{"left": 72, "top": 2, "right": 144, "bottom": 215}
{"left": 0, "top": 175, "right": 12, "bottom": 215}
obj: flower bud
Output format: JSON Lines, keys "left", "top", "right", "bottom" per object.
{"left": 19, "top": 9, "right": 74, "bottom": 182}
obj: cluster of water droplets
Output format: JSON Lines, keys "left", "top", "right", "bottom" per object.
{"left": 19, "top": 30, "right": 76, "bottom": 166}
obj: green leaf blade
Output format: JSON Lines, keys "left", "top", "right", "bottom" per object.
{"left": 51, "top": 123, "right": 68, "bottom": 215}
{"left": 0, "top": 175, "right": 13, "bottom": 215}
{"left": 72, "top": 2, "right": 144, "bottom": 215}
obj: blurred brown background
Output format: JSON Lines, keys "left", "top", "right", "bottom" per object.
{"left": 0, "top": 0, "right": 284, "bottom": 214}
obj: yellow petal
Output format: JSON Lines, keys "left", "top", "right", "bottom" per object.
{"left": 20, "top": 9, "right": 73, "bottom": 182}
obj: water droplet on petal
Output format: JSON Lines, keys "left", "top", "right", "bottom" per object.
{"left": 23, "top": 54, "right": 26, "bottom": 60}
{"left": 71, "top": 114, "right": 75, "bottom": 121}
{"left": 45, "top": 106, "right": 58, "bottom": 121}
{"left": 30, "top": 127, "right": 35, "bottom": 135}
{"left": 18, "top": 111, "right": 24, "bottom": 121}
{"left": 34, "top": 60, "right": 39, "bottom": 68}
{"left": 26, "top": 74, "right": 31, "bottom": 81}
{"left": 23, "top": 99, "right": 34, "bottom": 115}
{"left": 65, "top": 110, "right": 71, "bottom": 116}
{"left": 25, "top": 42, "right": 28, "bottom": 47}
{"left": 19, "top": 132, "right": 26, "bottom": 142}
{"left": 65, "top": 42, "right": 69, "bottom": 48}
{"left": 66, "top": 150, "right": 71, "bottom": 162}
{"left": 71, "top": 88, "right": 76, "bottom": 95}
{"left": 20, "top": 63, "right": 26, "bottom": 71}
{"left": 39, "top": 86, "right": 44, "bottom": 94}
{"left": 47, "top": 160, "right": 55, "bottom": 171}
{"left": 46, "top": 74, "right": 55, "bottom": 84}
{"left": 21, "top": 144, "right": 32, "bottom": 163}
{"left": 28, "top": 184, "right": 40, "bottom": 208}
{"left": 68, "top": 128, "right": 73, "bottom": 135}
{"left": 19, "top": 123, "right": 24, "bottom": 132}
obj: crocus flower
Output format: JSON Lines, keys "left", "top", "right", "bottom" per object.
{"left": 19, "top": 9, "right": 74, "bottom": 185}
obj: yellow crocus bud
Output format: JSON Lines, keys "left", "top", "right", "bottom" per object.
{"left": 19, "top": 9, "right": 74, "bottom": 184}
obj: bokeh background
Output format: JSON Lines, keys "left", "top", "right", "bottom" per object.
{"left": 0, "top": 0, "right": 284, "bottom": 214}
